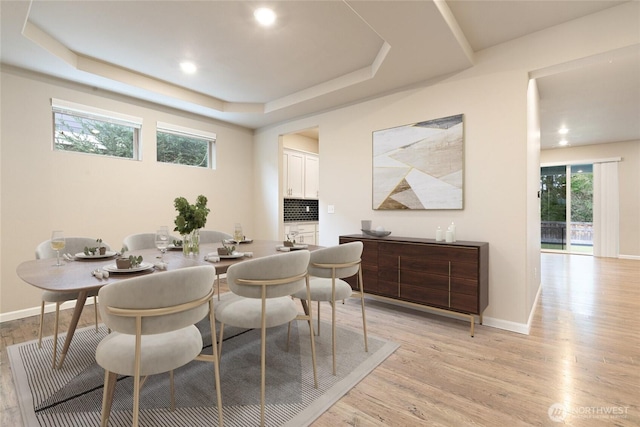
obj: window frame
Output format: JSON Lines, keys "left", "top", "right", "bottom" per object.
{"left": 51, "top": 99, "right": 142, "bottom": 160}
{"left": 156, "top": 121, "right": 217, "bottom": 170}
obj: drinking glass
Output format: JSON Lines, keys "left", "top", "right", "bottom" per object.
{"left": 155, "top": 227, "right": 169, "bottom": 262}
{"left": 288, "top": 224, "right": 299, "bottom": 244}
{"left": 50, "top": 230, "right": 65, "bottom": 266}
{"left": 234, "top": 223, "right": 244, "bottom": 243}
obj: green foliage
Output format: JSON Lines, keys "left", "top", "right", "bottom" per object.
{"left": 54, "top": 114, "right": 135, "bottom": 158}
{"left": 174, "top": 195, "right": 210, "bottom": 235}
{"left": 129, "top": 255, "right": 143, "bottom": 268}
{"left": 570, "top": 173, "right": 593, "bottom": 222}
{"left": 157, "top": 131, "right": 208, "bottom": 167}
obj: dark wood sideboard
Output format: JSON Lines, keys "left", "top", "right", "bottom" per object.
{"left": 339, "top": 234, "right": 489, "bottom": 336}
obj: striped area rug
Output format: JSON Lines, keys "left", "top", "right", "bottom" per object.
{"left": 9, "top": 313, "right": 398, "bottom": 426}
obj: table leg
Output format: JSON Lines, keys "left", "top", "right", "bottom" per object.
{"left": 56, "top": 290, "right": 88, "bottom": 369}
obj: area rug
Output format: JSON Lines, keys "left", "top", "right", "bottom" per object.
{"left": 9, "top": 312, "right": 398, "bottom": 426}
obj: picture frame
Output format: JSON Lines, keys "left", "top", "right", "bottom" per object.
{"left": 372, "top": 114, "right": 464, "bottom": 210}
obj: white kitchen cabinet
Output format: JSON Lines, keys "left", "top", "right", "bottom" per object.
{"left": 304, "top": 154, "right": 319, "bottom": 199}
{"left": 283, "top": 149, "right": 305, "bottom": 198}
{"left": 284, "top": 223, "right": 317, "bottom": 246}
{"left": 283, "top": 149, "right": 318, "bottom": 199}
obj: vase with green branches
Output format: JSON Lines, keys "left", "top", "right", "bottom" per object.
{"left": 174, "top": 195, "right": 210, "bottom": 255}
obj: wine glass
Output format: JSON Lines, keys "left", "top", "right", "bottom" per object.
{"left": 155, "top": 227, "right": 169, "bottom": 263}
{"left": 288, "top": 224, "right": 299, "bottom": 245}
{"left": 50, "top": 230, "right": 65, "bottom": 266}
{"left": 234, "top": 223, "right": 244, "bottom": 244}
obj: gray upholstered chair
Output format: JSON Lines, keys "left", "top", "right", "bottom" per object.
{"left": 35, "top": 237, "right": 111, "bottom": 368}
{"left": 292, "top": 241, "right": 368, "bottom": 375}
{"left": 215, "top": 250, "right": 317, "bottom": 427}
{"left": 198, "top": 229, "right": 233, "bottom": 244}
{"left": 122, "top": 232, "right": 180, "bottom": 251}
{"left": 95, "top": 265, "right": 223, "bottom": 427}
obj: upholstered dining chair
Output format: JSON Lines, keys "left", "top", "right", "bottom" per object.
{"left": 198, "top": 230, "right": 233, "bottom": 300}
{"left": 215, "top": 250, "right": 317, "bottom": 427}
{"left": 198, "top": 229, "right": 233, "bottom": 244}
{"left": 95, "top": 265, "right": 223, "bottom": 427}
{"left": 291, "top": 241, "right": 368, "bottom": 375}
{"left": 35, "top": 237, "right": 111, "bottom": 368}
{"left": 122, "top": 232, "right": 180, "bottom": 251}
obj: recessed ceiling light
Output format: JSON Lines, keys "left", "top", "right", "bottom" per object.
{"left": 559, "top": 139, "right": 569, "bottom": 146}
{"left": 180, "top": 61, "right": 197, "bottom": 74}
{"left": 558, "top": 127, "right": 569, "bottom": 134}
{"left": 254, "top": 7, "right": 276, "bottom": 26}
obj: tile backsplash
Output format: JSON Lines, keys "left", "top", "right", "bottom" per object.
{"left": 284, "top": 199, "right": 319, "bottom": 222}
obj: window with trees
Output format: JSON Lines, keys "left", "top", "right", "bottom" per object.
{"left": 52, "top": 99, "right": 141, "bottom": 159}
{"left": 156, "top": 122, "right": 216, "bottom": 169}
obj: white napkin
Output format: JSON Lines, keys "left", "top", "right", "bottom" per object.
{"left": 63, "top": 253, "right": 75, "bottom": 261}
{"left": 277, "top": 246, "right": 291, "bottom": 252}
{"left": 244, "top": 251, "right": 253, "bottom": 257}
{"left": 204, "top": 253, "right": 221, "bottom": 262}
{"left": 154, "top": 262, "right": 168, "bottom": 270}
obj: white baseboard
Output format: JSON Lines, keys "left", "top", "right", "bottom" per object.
{"left": 481, "top": 316, "right": 530, "bottom": 335}
{"left": 619, "top": 254, "right": 640, "bottom": 260}
{"left": 0, "top": 299, "right": 96, "bottom": 323}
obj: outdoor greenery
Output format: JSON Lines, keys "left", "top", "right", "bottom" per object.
{"left": 157, "top": 131, "right": 209, "bottom": 167}
{"left": 540, "top": 168, "right": 593, "bottom": 222}
{"left": 54, "top": 113, "right": 135, "bottom": 158}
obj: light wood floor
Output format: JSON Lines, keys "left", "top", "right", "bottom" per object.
{"left": 1, "top": 253, "right": 638, "bottom": 426}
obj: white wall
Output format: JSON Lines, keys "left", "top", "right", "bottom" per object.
{"left": 254, "top": 2, "right": 639, "bottom": 332}
{"left": 540, "top": 140, "right": 640, "bottom": 258}
{"left": 0, "top": 67, "right": 254, "bottom": 314}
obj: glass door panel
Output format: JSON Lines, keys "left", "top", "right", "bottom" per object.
{"left": 541, "top": 166, "right": 567, "bottom": 250}
{"left": 569, "top": 164, "right": 593, "bottom": 254}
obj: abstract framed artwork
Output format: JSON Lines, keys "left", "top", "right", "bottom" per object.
{"left": 372, "top": 114, "right": 464, "bottom": 210}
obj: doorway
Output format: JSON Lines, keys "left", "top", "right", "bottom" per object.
{"left": 540, "top": 163, "right": 593, "bottom": 254}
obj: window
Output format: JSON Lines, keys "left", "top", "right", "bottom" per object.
{"left": 156, "top": 122, "right": 216, "bottom": 169}
{"left": 52, "top": 99, "right": 141, "bottom": 159}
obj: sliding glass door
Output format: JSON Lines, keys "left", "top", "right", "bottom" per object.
{"left": 540, "top": 164, "right": 593, "bottom": 254}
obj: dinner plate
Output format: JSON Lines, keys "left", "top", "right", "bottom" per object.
{"left": 75, "top": 251, "right": 117, "bottom": 259}
{"left": 224, "top": 239, "right": 253, "bottom": 244}
{"left": 218, "top": 252, "right": 245, "bottom": 259}
{"left": 103, "top": 262, "right": 155, "bottom": 273}
{"left": 276, "top": 244, "right": 308, "bottom": 251}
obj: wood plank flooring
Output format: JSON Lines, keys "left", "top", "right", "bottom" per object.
{"left": 1, "top": 253, "right": 638, "bottom": 426}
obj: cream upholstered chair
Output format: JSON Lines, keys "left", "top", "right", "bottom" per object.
{"left": 95, "top": 265, "right": 223, "bottom": 427}
{"left": 122, "top": 232, "right": 180, "bottom": 251}
{"left": 215, "top": 250, "right": 317, "bottom": 427}
{"left": 292, "top": 241, "right": 368, "bottom": 375}
{"left": 198, "top": 229, "right": 233, "bottom": 244}
{"left": 198, "top": 230, "right": 233, "bottom": 300}
{"left": 35, "top": 237, "right": 111, "bottom": 368}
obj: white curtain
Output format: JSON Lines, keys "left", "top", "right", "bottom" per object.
{"left": 593, "top": 162, "right": 619, "bottom": 258}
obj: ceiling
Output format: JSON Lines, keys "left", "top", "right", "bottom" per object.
{"left": 1, "top": 0, "right": 638, "bottom": 149}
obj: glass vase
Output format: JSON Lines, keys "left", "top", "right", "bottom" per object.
{"left": 182, "top": 229, "right": 200, "bottom": 256}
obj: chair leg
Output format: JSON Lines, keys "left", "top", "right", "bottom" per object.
{"left": 169, "top": 370, "right": 175, "bottom": 411}
{"left": 260, "top": 318, "right": 267, "bottom": 426}
{"left": 331, "top": 297, "right": 337, "bottom": 375}
{"left": 207, "top": 302, "right": 224, "bottom": 427}
{"left": 317, "top": 301, "right": 321, "bottom": 335}
{"left": 52, "top": 302, "right": 61, "bottom": 369}
{"left": 217, "top": 323, "right": 225, "bottom": 359}
{"left": 358, "top": 268, "right": 369, "bottom": 352}
{"left": 38, "top": 301, "right": 45, "bottom": 348}
{"left": 100, "top": 370, "right": 117, "bottom": 427}
{"left": 94, "top": 296, "right": 99, "bottom": 333}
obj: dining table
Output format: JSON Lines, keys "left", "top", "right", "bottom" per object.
{"left": 16, "top": 240, "right": 319, "bottom": 369}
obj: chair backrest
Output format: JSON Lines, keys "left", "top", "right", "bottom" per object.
{"left": 98, "top": 265, "right": 216, "bottom": 335}
{"left": 35, "top": 237, "right": 112, "bottom": 259}
{"left": 198, "top": 230, "right": 233, "bottom": 244}
{"left": 226, "top": 250, "right": 310, "bottom": 299}
{"left": 123, "top": 232, "right": 180, "bottom": 251}
{"left": 308, "top": 241, "right": 363, "bottom": 279}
